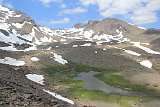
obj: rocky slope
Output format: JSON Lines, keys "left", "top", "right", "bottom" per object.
{"left": 0, "top": 5, "right": 57, "bottom": 51}
{"left": 75, "top": 18, "right": 160, "bottom": 44}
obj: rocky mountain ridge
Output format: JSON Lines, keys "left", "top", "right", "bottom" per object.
{"left": 1, "top": 5, "right": 160, "bottom": 52}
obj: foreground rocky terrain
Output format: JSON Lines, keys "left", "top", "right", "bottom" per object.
{"left": 0, "top": 5, "right": 160, "bottom": 107}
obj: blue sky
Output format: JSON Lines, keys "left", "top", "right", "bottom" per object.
{"left": 1, "top": 0, "right": 160, "bottom": 29}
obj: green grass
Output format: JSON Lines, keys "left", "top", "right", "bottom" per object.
{"left": 42, "top": 63, "right": 159, "bottom": 107}
{"left": 73, "top": 62, "right": 103, "bottom": 73}
{"left": 74, "top": 63, "right": 159, "bottom": 95}
{"left": 95, "top": 71, "right": 159, "bottom": 95}
{"left": 42, "top": 65, "right": 84, "bottom": 89}
{"left": 69, "top": 89, "right": 151, "bottom": 107}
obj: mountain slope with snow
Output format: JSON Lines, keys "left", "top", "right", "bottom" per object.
{"left": 1, "top": 5, "right": 160, "bottom": 107}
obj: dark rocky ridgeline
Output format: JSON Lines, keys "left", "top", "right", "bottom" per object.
{"left": 0, "top": 41, "right": 11, "bottom": 47}
{"left": 144, "top": 28, "right": 160, "bottom": 35}
{"left": 147, "top": 29, "right": 160, "bottom": 51}
{"left": 0, "top": 64, "right": 74, "bottom": 107}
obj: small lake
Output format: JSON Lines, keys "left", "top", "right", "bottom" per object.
{"left": 74, "top": 71, "right": 160, "bottom": 98}
{"left": 74, "top": 71, "right": 130, "bottom": 95}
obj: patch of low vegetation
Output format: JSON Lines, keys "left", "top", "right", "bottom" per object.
{"left": 42, "top": 63, "right": 159, "bottom": 107}
{"left": 70, "top": 89, "right": 151, "bottom": 107}
{"left": 155, "top": 64, "right": 160, "bottom": 73}
{"left": 95, "top": 70, "right": 159, "bottom": 95}
{"left": 42, "top": 65, "right": 84, "bottom": 89}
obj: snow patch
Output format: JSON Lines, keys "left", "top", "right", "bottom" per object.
{"left": 141, "top": 43, "right": 149, "bottom": 46}
{"left": 31, "top": 57, "right": 39, "bottom": 62}
{"left": 55, "top": 46, "right": 59, "bottom": 48}
{"left": 80, "top": 43, "right": 92, "bottom": 47}
{"left": 0, "top": 45, "right": 37, "bottom": 52}
{"left": 26, "top": 74, "right": 44, "bottom": 85}
{"left": 43, "top": 89, "right": 74, "bottom": 105}
{"left": 14, "top": 15, "right": 21, "bottom": 17}
{"left": 131, "top": 42, "right": 160, "bottom": 54}
{"left": 12, "top": 21, "right": 32, "bottom": 29}
{"left": 53, "top": 53, "right": 68, "bottom": 65}
{"left": 72, "top": 45, "right": 78, "bottom": 47}
{"left": 83, "top": 30, "right": 94, "bottom": 39}
{"left": 140, "top": 60, "right": 152, "bottom": 69}
{"left": 47, "top": 47, "right": 51, "bottom": 50}
{"left": 116, "top": 29, "right": 120, "bottom": 33}
{"left": 124, "top": 50, "right": 141, "bottom": 56}
{"left": 0, "top": 57, "right": 25, "bottom": 66}
{"left": 96, "top": 41, "right": 104, "bottom": 46}
{"left": 39, "top": 27, "right": 55, "bottom": 36}
{"left": 60, "top": 39, "right": 66, "bottom": 42}
{"left": 12, "top": 23, "right": 24, "bottom": 28}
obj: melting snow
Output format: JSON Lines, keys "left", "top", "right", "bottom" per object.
{"left": 116, "top": 29, "right": 120, "bottom": 33}
{"left": 31, "top": 57, "right": 39, "bottom": 62}
{"left": 25, "top": 73, "right": 74, "bottom": 104}
{"left": 0, "top": 57, "right": 25, "bottom": 66}
{"left": 26, "top": 74, "right": 44, "bottom": 85}
{"left": 131, "top": 42, "right": 160, "bottom": 54}
{"left": 96, "top": 41, "right": 104, "bottom": 46}
{"left": 12, "top": 23, "right": 24, "bottom": 28}
{"left": 83, "top": 30, "right": 94, "bottom": 39}
{"left": 0, "top": 45, "right": 37, "bottom": 52}
{"left": 124, "top": 50, "right": 141, "bottom": 56}
{"left": 39, "top": 27, "right": 55, "bottom": 36}
{"left": 72, "top": 45, "right": 78, "bottom": 47}
{"left": 141, "top": 43, "right": 149, "bottom": 46}
{"left": 80, "top": 43, "right": 92, "bottom": 47}
{"left": 140, "top": 60, "right": 152, "bottom": 69}
{"left": 55, "top": 46, "right": 59, "bottom": 48}
{"left": 24, "top": 45, "right": 37, "bottom": 51}
{"left": 43, "top": 89, "right": 74, "bottom": 105}
{"left": 14, "top": 14, "right": 21, "bottom": 17}
{"left": 53, "top": 40, "right": 58, "bottom": 42}
{"left": 0, "top": 5, "right": 14, "bottom": 21}
{"left": 47, "top": 47, "right": 51, "bottom": 50}
{"left": 60, "top": 39, "right": 66, "bottom": 42}
{"left": 53, "top": 53, "right": 68, "bottom": 65}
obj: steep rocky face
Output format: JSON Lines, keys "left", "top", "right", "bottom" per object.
{"left": 0, "top": 5, "right": 55, "bottom": 51}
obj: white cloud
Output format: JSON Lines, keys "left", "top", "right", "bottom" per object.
{"left": 61, "top": 3, "right": 66, "bottom": 9}
{"left": 61, "top": 7, "right": 87, "bottom": 14}
{"left": 80, "top": 0, "right": 160, "bottom": 25}
{"left": 129, "top": 8, "right": 158, "bottom": 25}
{"left": 49, "top": 18, "right": 70, "bottom": 24}
{"left": 0, "top": 0, "right": 13, "bottom": 8}
{"left": 39, "top": 0, "right": 62, "bottom": 7}
{"left": 5, "top": 3, "right": 13, "bottom": 8}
